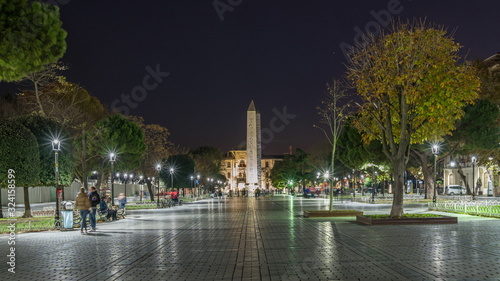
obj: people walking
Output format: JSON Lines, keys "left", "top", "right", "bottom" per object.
{"left": 75, "top": 187, "right": 91, "bottom": 234}
{"left": 88, "top": 186, "right": 101, "bottom": 232}
{"left": 118, "top": 193, "right": 127, "bottom": 209}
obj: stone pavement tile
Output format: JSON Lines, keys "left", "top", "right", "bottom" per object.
{"left": 2, "top": 196, "right": 500, "bottom": 280}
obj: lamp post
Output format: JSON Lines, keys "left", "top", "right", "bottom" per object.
{"left": 123, "top": 173, "right": 128, "bottom": 198}
{"left": 372, "top": 171, "right": 377, "bottom": 203}
{"left": 191, "top": 176, "right": 194, "bottom": 196}
{"left": 52, "top": 139, "right": 61, "bottom": 227}
{"left": 431, "top": 144, "right": 440, "bottom": 203}
{"left": 170, "top": 168, "right": 175, "bottom": 193}
{"left": 197, "top": 174, "right": 201, "bottom": 197}
{"left": 156, "top": 164, "right": 161, "bottom": 207}
{"left": 109, "top": 153, "right": 116, "bottom": 206}
{"left": 361, "top": 174, "right": 365, "bottom": 195}
{"left": 324, "top": 172, "right": 330, "bottom": 196}
{"left": 472, "top": 156, "right": 477, "bottom": 200}
{"left": 139, "top": 175, "right": 144, "bottom": 202}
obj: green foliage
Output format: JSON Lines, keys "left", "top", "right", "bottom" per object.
{"left": 0, "top": 0, "right": 66, "bottom": 81}
{"left": 0, "top": 119, "right": 40, "bottom": 188}
{"left": 16, "top": 115, "right": 74, "bottom": 187}
{"left": 270, "top": 149, "right": 314, "bottom": 188}
{"left": 191, "top": 146, "right": 224, "bottom": 179}
{"left": 163, "top": 154, "right": 195, "bottom": 189}
{"left": 365, "top": 214, "right": 445, "bottom": 219}
{"left": 347, "top": 19, "right": 480, "bottom": 217}
{"left": 349, "top": 21, "right": 479, "bottom": 146}
{"left": 94, "top": 114, "right": 146, "bottom": 171}
{"left": 448, "top": 99, "right": 500, "bottom": 152}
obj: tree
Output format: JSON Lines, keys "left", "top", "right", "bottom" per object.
{"left": 0, "top": 120, "right": 40, "bottom": 218}
{"left": 16, "top": 115, "right": 73, "bottom": 187}
{"left": 0, "top": 0, "right": 66, "bottom": 81}
{"left": 446, "top": 99, "right": 500, "bottom": 195}
{"left": 316, "top": 80, "right": 352, "bottom": 211}
{"left": 269, "top": 149, "right": 314, "bottom": 192}
{"left": 20, "top": 61, "right": 67, "bottom": 117}
{"left": 163, "top": 154, "right": 195, "bottom": 193}
{"left": 191, "top": 146, "right": 224, "bottom": 179}
{"left": 129, "top": 116, "right": 172, "bottom": 201}
{"left": 347, "top": 20, "right": 479, "bottom": 217}
{"left": 24, "top": 79, "right": 109, "bottom": 189}
{"left": 91, "top": 114, "right": 146, "bottom": 190}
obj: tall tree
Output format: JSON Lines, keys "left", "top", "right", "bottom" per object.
{"left": 0, "top": 120, "right": 40, "bottom": 218}
{"left": 91, "top": 114, "right": 146, "bottom": 190}
{"left": 22, "top": 79, "right": 109, "bottom": 188}
{"left": 347, "top": 19, "right": 480, "bottom": 217}
{"left": 191, "top": 146, "right": 224, "bottom": 179}
{"left": 163, "top": 154, "right": 195, "bottom": 193}
{"left": 20, "top": 61, "right": 67, "bottom": 116}
{"left": 316, "top": 80, "right": 352, "bottom": 211}
{"left": 0, "top": 0, "right": 66, "bottom": 81}
{"left": 129, "top": 116, "right": 172, "bottom": 201}
{"left": 16, "top": 115, "right": 74, "bottom": 187}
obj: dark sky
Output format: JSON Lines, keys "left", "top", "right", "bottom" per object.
{"left": 8, "top": 1, "right": 500, "bottom": 154}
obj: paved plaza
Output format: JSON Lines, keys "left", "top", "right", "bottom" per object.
{"left": 1, "top": 195, "right": 500, "bottom": 280}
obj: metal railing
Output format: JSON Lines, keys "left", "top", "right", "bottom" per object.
{"left": 428, "top": 201, "right": 500, "bottom": 217}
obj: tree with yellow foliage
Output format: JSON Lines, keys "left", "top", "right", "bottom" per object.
{"left": 347, "top": 20, "right": 480, "bottom": 217}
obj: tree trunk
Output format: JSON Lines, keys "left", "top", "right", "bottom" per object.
{"left": 146, "top": 179, "right": 155, "bottom": 201}
{"left": 456, "top": 165, "right": 472, "bottom": 195}
{"left": 329, "top": 144, "right": 336, "bottom": 211}
{"left": 82, "top": 128, "right": 87, "bottom": 190}
{"left": 22, "top": 186, "right": 32, "bottom": 218}
{"left": 34, "top": 83, "right": 46, "bottom": 117}
{"left": 390, "top": 161, "right": 405, "bottom": 217}
{"left": 0, "top": 190, "right": 3, "bottom": 218}
{"left": 422, "top": 158, "right": 433, "bottom": 200}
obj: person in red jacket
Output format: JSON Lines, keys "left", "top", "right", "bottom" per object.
{"left": 170, "top": 191, "right": 178, "bottom": 203}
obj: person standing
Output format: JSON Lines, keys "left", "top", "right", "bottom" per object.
{"left": 88, "top": 186, "right": 101, "bottom": 232}
{"left": 75, "top": 187, "right": 91, "bottom": 234}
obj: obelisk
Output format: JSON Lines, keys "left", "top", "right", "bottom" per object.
{"left": 246, "top": 100, "right": 261, "bottom": 195}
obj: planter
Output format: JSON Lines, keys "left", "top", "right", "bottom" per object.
{"left": 304, "top": 210, "right": 363, "bottom": 218}
{"left": 356, "top": 215, "right": 458, "bottom": 225}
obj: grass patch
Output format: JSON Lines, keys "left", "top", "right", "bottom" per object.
{"left": 126, "top": 204, "right": 157, "bottom": 210}
{"left": 307, "top": 209, "right": 359, "bottom": 213}
{"left": 0, "top": 216, "right": 55, "bottom": 233}
{"left": 366, "top": 214, "right": 445, "bottom": 219}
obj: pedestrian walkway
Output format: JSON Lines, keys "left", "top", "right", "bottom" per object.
{"left": 1, "top": 195, "right": 500, "bottom": 280}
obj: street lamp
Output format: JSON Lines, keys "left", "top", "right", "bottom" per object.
{"left": 156, "top": 164, "right": 161, "bottom": 207}
{"left": 52, "top": 139, "right": 61, "bottom": 227}
{"left": 431, "top": 144, "right": 440, "bottom": 203}
{"left": 472, "top": 156, "right": 477, "bottom": 200}
{"left": 124, "top": 173, "right": 128, "bottom": 198}
{"left": 109, "top": 152, "right": 116, "bottom": 206}
{"left": 191, "top": 176, "right": 194, "bottom": 196}
{"left": 170, "top": 167, "right": 175, "bottom": 193}
{"left": 372, "top": 171, "right": 377, "bottom": 203}
{"left": 361, "top": 174, "right": 365, "bottom": 195}
{"left": 197, "top": 174, "right": 201, "bottom": 197}
{"left": 139, "top": 175, "right": 144, "bottom": 202}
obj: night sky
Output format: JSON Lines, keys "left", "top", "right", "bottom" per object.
{"left": 6, "top": 1, "right": 500, "bottom": 154}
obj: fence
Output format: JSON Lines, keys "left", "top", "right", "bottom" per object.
{"left": 354, "top": 194, "right": 425, "bottom": 203}
{"left": 428, "top": 201, "right": 500, "bottom": 218}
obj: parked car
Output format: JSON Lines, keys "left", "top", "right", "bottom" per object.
{"left": 445, "top": 185, "right": 466, "bottom": 195}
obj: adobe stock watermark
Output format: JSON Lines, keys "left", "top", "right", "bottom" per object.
{"left": 111, "top": 64, "right": 170, "bottom": 116}
{"left": 339, "top": 0, "right": 405, "bottom": 62}
{"left": 6, "top": 169, "right": 17, "bottom": 274}
{"left": 213, "top": 0, "right": 243, "bottom": 22}
{"left": 239, "top": 105, "right": 297, "bottom": 150}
